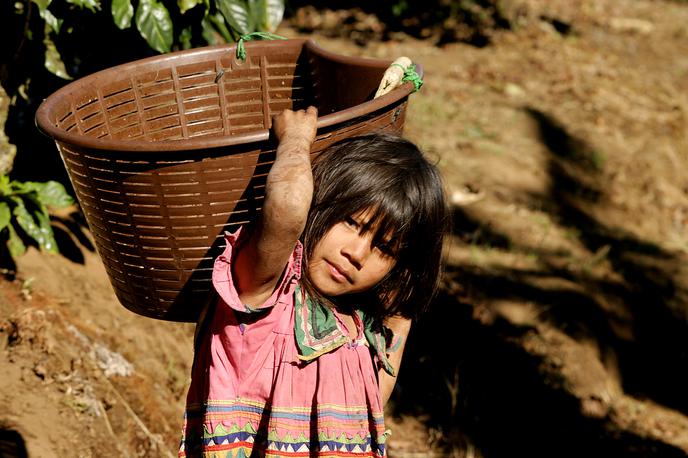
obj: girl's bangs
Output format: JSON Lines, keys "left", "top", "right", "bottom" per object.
{"left": 352, "top": 191, "right": 414, "bottom": 254}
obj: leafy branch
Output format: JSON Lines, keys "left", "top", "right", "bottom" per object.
{"left": 21, "top": 0, "right": 285, "bottom": 80}
{"left": 0, "top": 175, "right": 74, "bottom": 259}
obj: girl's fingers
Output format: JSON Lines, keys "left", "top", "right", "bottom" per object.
{"left": 273, "top": 107, "right": 318, "bottom": 143}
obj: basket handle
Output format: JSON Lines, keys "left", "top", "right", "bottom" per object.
{"left": 374, "top": 57, "right": 424, "bottom": 99}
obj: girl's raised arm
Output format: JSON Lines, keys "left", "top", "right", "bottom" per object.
{"left": 233, "top": 107, "right": 318, "bottom": 307}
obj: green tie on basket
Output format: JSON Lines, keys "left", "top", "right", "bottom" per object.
{"left": 218, "top": 33, "right": 424, "bottom": 94}
{"left": 391, "top": 63, "right": 423, "bottom": 92}
{"left": 236, "top": 32, "right": 288, "bottom": 61}
{"left": 215, "top": 32, "right": 288, "bottom": 82}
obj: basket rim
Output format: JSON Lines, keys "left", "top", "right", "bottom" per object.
{"left": 35, "top": 38, "right": 421, "bottom": 153}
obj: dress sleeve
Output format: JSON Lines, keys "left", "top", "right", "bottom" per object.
{"left": 212, "top": 226, "right": 303, "bottom": 313}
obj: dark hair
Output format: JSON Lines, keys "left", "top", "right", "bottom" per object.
{"left": 301, "top": 133, "right": 449, "bottom": 320}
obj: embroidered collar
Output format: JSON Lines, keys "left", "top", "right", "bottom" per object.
{"left": 293, "top": 285, "right": 395, "bottom": 376}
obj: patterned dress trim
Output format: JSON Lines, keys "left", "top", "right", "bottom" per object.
{"left": 180, "top": 398, "right": 389, "bottom": 458}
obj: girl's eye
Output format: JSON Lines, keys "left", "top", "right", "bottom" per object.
{"left": 344, "top": 217, "right": 360, "bottom": 229}
{"left": 375, "top": 241, "right": 395, "bottom": 256}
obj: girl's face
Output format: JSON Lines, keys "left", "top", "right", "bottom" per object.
{"left": 308, "top": 209, "right": 396, "bottom": 297}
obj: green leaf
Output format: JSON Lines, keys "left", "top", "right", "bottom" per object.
{"left": 12, "top": 194, "right": 58, "bottom": 253}
{"left": 0, "top": 202, "right": 10, "bottom": 231}
{"left": 215, "top": 0, "right": 253, "bottom": 35}
{"left": 136, "top": 0, "right": 174, "bottom": 53}
{"left": 7, "top": 224, "right": 26, "bottom": 258}
{"left": 9, "top": 181, "right": 27, "bottom": 195}
{"left": 43, "top": 29, "right": 72, "bottom": 80}
{"left": 0, "top": 175, "right": 10, "bottom": 195}
{"left": 40, "top": 8, "right": 63, "bottom": 33}
{"left": 11, "top": 196, "right": 57, "bottom": 253}
{"left": 33, "top": 205, "right": 59, "bottom": 253}
{"left": 248, "top": 0, "right": 262, "bottom": 32}
{"left": 11, "top": 198, "right": 42, "bottom": 245}
{"left": 262, "top": 0, "right": 284, "bottom": 32}
{"left": 392, "top": 0, "right": 409, "bottom": 17}
{"left": 201, "top": 17, "right": 218, "bottom": 45}
{"left": 66, "top": 0, "right": 101, "bottom": 13}
{"left": 31, "top": 0, "right": 50, "bottom": 11}
{"left": 31, "top": 0, "right": 63, "bottom": 33}
{"left": 179, "top": 26, "right": 193, "bottom": 49}
{"left": 22, "top": 181, "right": 74, "bottom": 209}
{"left": 112, "top": 0, "right": 134, "bottom": 29}
{"left": 204, "top": 13, "right": 233, "bottom": 43}
{"left": 178, "top": 0, "right": 203, "bottom": 15}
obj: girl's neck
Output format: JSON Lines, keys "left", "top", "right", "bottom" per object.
{"left": 331, "top": 305, "right": 360, "bottom": 340}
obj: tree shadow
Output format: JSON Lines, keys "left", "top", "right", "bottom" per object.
{"left": 0, "top": 428, "right": 28, "bottom": 458}
{"left": 51, "top": 209, "right": 96, "bottom": 265}
{"left": 391, "top": 278, "right": 688, "bottom": 458}
{"left": 391, "top": 108, "right": 688, "bottom": 457}
{"left": 451, "top": 206, "right": 512, "bottom": 250}
{"left": 527, "top": 108, "right": 688, "bottom": 414}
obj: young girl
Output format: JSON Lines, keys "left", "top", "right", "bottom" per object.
{"left": 180, "top": 107, "right": 448, "bottom": 457}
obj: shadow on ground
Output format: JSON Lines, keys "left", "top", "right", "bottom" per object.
{"left": 0, "top": 428, "right": 28, "bottom": 458}
{"left": 391, "top": 108, "right": 688, "bottom": 457}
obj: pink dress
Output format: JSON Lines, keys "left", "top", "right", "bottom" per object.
{"left": 179, "top": 228, "right": 394, "bottom": 457}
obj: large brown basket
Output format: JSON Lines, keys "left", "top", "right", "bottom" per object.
{"left": 35, "top": 38, "right": 420, "bottom": 322}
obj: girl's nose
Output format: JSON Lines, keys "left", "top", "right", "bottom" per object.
{"left": 342, "top": 234, "right": 372, "bottom": 268}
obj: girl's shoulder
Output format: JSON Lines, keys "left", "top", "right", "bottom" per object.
{"left": 213, "top": 226, "right": 303, "bottom": 314}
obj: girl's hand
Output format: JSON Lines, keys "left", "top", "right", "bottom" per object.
{"left": 272, "top": 107, "right": 318, "bottom": 149}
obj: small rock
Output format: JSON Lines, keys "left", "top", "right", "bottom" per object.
{"left": 609, "top": 18, "right": 655, "bottom": 35}
{"left": 581, "top": 395, "right": 610, "bottom": 419}
{"left": 33, "top": 363, "right": 47, "bottom": 379}
{"left": 93, "top": 343, "right": 133, "bottom": 377}
{"left": 504, "top": 82, "right": 526, "bottom": 98}
{"left": 450, "top": 186, "right": 485, "bottom": 206}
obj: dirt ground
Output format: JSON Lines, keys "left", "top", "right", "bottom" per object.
{"left": 2, "top": 0, "right": 688, "bottom": 456}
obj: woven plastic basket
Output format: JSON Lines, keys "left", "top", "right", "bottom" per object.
{"left": 35, "top": 38, "right": 421, "bottom": 322}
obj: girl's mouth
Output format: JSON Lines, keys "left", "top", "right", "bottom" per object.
{"left": 326, "top": 261, "right": 350, "bottom": 283}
